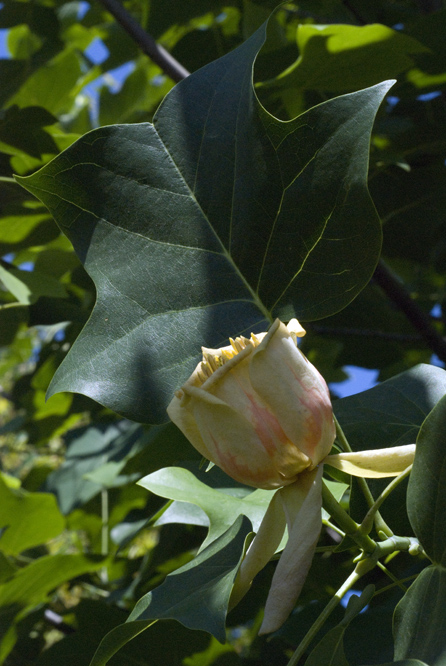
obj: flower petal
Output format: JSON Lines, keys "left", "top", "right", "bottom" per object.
{"left": 250, "top": 320, "right": 335, "bottom": 465}
{"left": 325, "top": 444, "right": 416, "bottom": 478}
{"left": 167, "top": 387, "right": 212, "bottom": 461}
{"left": 259, "top": 466, "right": 323, "bottom": 634}
{"left": 229, "top": 491, "right": 286, "bottom": 609}
{"left": 181, "top": 385, "right": 306, "bottom": 489}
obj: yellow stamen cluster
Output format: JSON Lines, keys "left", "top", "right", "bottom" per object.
{"left": 196, "top": 333, "right": 261, "bottom": 384}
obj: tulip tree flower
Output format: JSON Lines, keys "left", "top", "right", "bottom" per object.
{"left": 167, "top": 319, "right": 416, "bottom": 635}
{"left": 167, "top": 318, "right": 335, "bottom": 489}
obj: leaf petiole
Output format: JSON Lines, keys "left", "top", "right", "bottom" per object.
{"left": 359, "top": 464, "right": 412, "bottom": 536}
{"left": 333, "top": 415, "right": 393, "bottom": 537}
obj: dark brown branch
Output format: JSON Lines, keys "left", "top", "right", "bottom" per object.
{"left": 97, "top": 0, "right": 190, "bottom": 83}
{"left": 373, "top": 259, "right": 446, "bottom": 364}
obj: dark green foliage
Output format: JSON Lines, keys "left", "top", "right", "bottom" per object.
{"left": 1, "top": 1, "right": 446, "bottom": 664}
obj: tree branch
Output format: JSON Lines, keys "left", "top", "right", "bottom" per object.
{"left": 373, "top": 259, "right": 446, "bottom": 364}
{"left": 97, "top": 0, "right": 190, "bottom": 83}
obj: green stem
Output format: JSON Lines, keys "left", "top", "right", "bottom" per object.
{"left": 101, "top": 488, "right": 109, "bottom": 557}
{"left": 322, "top": 481, "right": 376, "bottom": 554}
{"left": 322, "top": 517, "right": 345, "bottom": 538}
{"left": 373, "top": 574, "right": 418, "bottom": 597}
{"left": 359, "top": 465, "right": 412, "bottom": 536}
{"left": 0, "top": 176, "right": 16, "bottom": 183}
{"left": 333, "top": 416, "right": 393, "bottom": 537}
{"left": 100, "top": 488, "right": 109, "bottom": 584}
{"left": 286, "top": 568, "right": 362, "bottom": 666}
{"left": 376, "top": 560, "right": 407, "bottom": 593}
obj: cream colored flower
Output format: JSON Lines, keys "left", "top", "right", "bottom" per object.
{"left": 167, "top": 319, "right": 335, "bottom": 489}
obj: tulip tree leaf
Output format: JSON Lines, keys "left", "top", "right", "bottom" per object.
{"left": 334, "top": 363, "right": 446, "bottom": 535}
{"left": 89, "top": 515, "right": 251, "bottom": 664}
{"left": 138, "top": 466, "right": 274, "bottom": 550}
{"left": 333, "top": 364, "right": 446, "bottom": 453}
{"left": 16, "top": 17, "right": 393, "bottom": 423}
{"left": 393, "top": 566, "right": 446, "bottom": 665}
{"left": 407, "top": 393, "right": 446, "bottom": 565}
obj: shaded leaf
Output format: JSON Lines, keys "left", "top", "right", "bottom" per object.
{"left": 407, "top": 393, "right": 446, "bottom": 564}
{"left": 0, "top": 553, "right": 104, "bottom": 634}
{"left": 334, "top": 364, "right": 446, "bottom": 451}
{"left": 361, "top": 661, "right": 428, "bottom": 665}
{"left": 17, "top": 19, "right": 392, "bottom": 423}
{"left": 89, "top": 516, "right": 251, "bottom": 664}
{"left": 36, "top": 600, "right": 225, "bottom": 666}
{"left": 0, "top": 105, "right": 58, "bottom": 158}
{"left": 304, "top": 586, "right": 374, "bottom": 666}
{"left": 0, "top": 304, "right": 28, "bottom": 345}
{"left": 334, "top": 363, "right": 446, "bottom": 535}
{"left": 394, "top": 566, "right": 446, "bottom": 665}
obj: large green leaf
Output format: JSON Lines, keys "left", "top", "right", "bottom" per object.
{"left": 36, "top": 599, "right": 231, "bottom": 666}
{"left": 407, "top": 393, "right": 446, "bottom": 565}
{"left": 394, "top": 566, "right": 446, "bottom": 665}
{"left": 89, "top": 515, "right": 250, "bottom": 664}
{"left": 16, "top": 17, "right": 392, "bottom": 423}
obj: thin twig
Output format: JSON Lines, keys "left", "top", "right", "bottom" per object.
{"left": 373, "top": 259, "right": 446, "bottom": 364}
{"left": 97, "top": 0, "right": 190, "bottom": 82}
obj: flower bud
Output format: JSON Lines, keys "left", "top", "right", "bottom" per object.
{"left": 167, "top": 319, "right": 335, "bottom": 489}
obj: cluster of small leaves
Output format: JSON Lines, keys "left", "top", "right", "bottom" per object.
{"left": 1, "top": 0, "right": 446, "bottom": 665}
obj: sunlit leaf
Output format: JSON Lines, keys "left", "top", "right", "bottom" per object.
{"left": 0, "top": 474, "right": 65, "bottom": 555}
{"left": 262, "top": 23, "right": 426, "bottom": 94}
{"left": 139, "top": 466, "right": 273, "bottom": 550}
